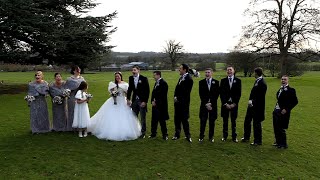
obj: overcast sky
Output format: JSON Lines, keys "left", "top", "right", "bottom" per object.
{"left": 89, "top": 0, "right": 251, "bottom": 53}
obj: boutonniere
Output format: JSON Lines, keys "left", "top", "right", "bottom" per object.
{"left": 211, "top": 81, "right": 215, "bottom": 84}
{"left": 233, "top": 80, "right": 236, "bottom": 83}
{"left": 138, "top": 80, "right": 142, "bottom": 83}
{"left": 254, "top": 83, "right": 258, "bottom": 86}
{"left": 284, "top": 87, "right": 288, "bottom": 91}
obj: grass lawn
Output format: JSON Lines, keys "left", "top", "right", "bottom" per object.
{"left": 0, "top": 70, "right": 320, "bottom": 179}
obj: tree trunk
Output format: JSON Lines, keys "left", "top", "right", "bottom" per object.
{"left": 171, "top": 59, "right": 176, "bottom": 71}
{"left": 280, "top": 53, "right": 288, "bottom": 76}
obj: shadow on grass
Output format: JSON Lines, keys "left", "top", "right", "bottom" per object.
{"left": 0, "top": 83, "right": 27, "bottom": 95}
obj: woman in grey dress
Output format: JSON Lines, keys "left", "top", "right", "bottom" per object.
{"left": 27, "top": 71, "right": 50, "bottom": 134}
{"left": 49, "top": 73, "right": 68, "bottom": 131}
{"left": 65, "top": 66, "right": 86, "bottom": 131}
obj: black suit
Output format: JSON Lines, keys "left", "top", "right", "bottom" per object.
{"left": 150, "top": 78, "right": 169, "bottom": 138}
{"left": 199, "top": 78, "right": 219, "bottom": 140}
{"left": 220, "top": 76, "right": 241, "bottom": 140}
{"left": 127, "top": 74, "right": 150, "bottom": 135}
{"left": 243, "top": 77, "right": 267, "bottom": 144}
{"left": 273, "top": 85, "right": 298, "bottom": 147}
{"left": 174, "top": 73, "right": 193, "bottom": 138}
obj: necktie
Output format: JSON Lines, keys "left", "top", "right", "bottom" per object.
{"left": 229, "top": 77, "right": 232, "bottom": 88}
{"left": 207, "top": 79, "right": 211, "bottom": 90}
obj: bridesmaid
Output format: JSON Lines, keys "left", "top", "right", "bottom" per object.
{"left": 49, "top": 73, "right": 67, "bottom": 132}
{"left": 27, "top": 71, "right": 50, "bottom": 134}
{"left": 65, "top": 65, "right": 86, "bottom": 131}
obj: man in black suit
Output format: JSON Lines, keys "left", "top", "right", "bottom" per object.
{"left": 172, "top": 64, "right": 193, "bottom": 142}
{"left": 273, "top": 75, "right": 298, "bottom": 149}
{"left": 198, "top": 68, "right": 220, "bottom": 142}
{"left": 127, "top": 65, "right": 150, "bottom": 138}
{"left": 149, "top": 71, "right": 169, "bottom": 140}
{"left": 220, "top": 66, "right": 242, "bottom": 142}
{"left": 241, "top": 67, "right": 267, "bottom": 145}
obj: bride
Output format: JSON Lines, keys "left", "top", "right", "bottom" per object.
{"left": 88, "top": 72, "right": 142, "bottom": 141}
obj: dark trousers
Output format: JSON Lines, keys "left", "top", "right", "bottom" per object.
{"left": 151, "top": 107, "right": 168, "bottom": 137}
{"left": 273, "top": 110, "right": 287, "bottom": 147}
{"left": 132, "top": 99, "right": 147, "bottom": 135}
{"left": 174, "top": 103, "right": 190, "bottom": 138}
{"left": 199, "top": 107, "right": 216, "bottom": 139}
{"left": 244, "top": 107, "right": 262, "bottom": 144}
{"left": 222, "top": 107, "right": 237, "bottom": 140}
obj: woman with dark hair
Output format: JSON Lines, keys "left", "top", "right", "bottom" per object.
{"left": 88, "top": 72, "right": 142, "bottom": 141}
{"left": 64, "top": 65, "right": 86, "bottom": 131}
{"left": 26, "top": 71, "right": 50, "bottom": 134}
{"left": 49, "top": 73, "right": 68, "bottom": 131}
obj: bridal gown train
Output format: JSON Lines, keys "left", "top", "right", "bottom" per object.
{"left": 88, "top": 82, "right": 142, "bottom": 141}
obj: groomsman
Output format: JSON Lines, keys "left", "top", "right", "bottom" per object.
{"left": 127, "top": 65, "right": 150, "bottom": 138}
{"left": 149, "top": 71, "right": 169, "bottom": 140}
{"left": 220, "top": 66, "right": 242, "bottom": 142}
{"left": 273, "top": 75, "right": 298, "bottom": 149}
{"left": 172, "top": 64, "right": 193, "bottom": 142}
{"left": 241, "top": 67, "right": 267, "bottom": 145}
{"left": 198, "top": 68, "right": 220, "bottom": 142}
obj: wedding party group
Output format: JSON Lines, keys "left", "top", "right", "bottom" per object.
{"left": 25, "top": 64, "right": 298, "bottom": 149}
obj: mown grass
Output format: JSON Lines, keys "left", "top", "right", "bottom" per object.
{"left": 0, "top": 71, "right": 320, "bottom": 179}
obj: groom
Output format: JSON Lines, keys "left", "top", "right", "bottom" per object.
{"left": 127, "top": 65, "right": 150, "bottom": 138}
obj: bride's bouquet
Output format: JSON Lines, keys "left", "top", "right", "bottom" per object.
{"left": 62, "top": 89, "right": 71, "bottom": 98}
{"left": 24, "top": 95, "right": 35, "bottom": 106}
{"left": 52, "top": 96, "right": 63, "bottom": 105}
{"left": 110, "top": 90, "right": 119, "bottom": 105}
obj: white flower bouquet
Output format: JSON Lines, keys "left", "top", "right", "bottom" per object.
{"left": 52, "top": 96, "right": 63, "bottom": 105}
{"left": 62, "top": 89, "right": 71, "bottom": 98}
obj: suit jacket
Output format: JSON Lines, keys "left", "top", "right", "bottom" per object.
{"left": 248, "top": 77, "right": 267, "bottom": 121}
{"left": 127, "top": 74, "right": 150, "bottom": 103}
{"left": 151, "top": 78, "right": 169, "bottom": 121}
{"left": 275, "top": 85, "right": 298, "bottom": 129}
{"left": 174, "top": 73, "right": 193, "bottom": 110}
{"left": 199, "top": 78, "right": 220, "bottom": 119}
{"left": 220, "top": 76, "right": 241, "bottom": 117}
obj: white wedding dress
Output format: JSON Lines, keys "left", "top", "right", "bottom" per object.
{"left": 88, "top": 82, "right": 142, "bottom": 141}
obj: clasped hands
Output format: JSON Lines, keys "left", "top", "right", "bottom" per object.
{"left": 225, "top": 103, "right": 236, "bottom": 109}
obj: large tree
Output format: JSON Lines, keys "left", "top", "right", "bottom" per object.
{"left": 163, "top": 40, "right": 185, "bottom": 71}
{"left": 237, "top": 0, "right": 320, "bottom": 76}
{"left": 0, "top": 0, "right": 117, "bottom": 69}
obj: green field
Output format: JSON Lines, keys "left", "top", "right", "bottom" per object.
{"left": 0, "top": 71, "right": 320, "bottom": 179}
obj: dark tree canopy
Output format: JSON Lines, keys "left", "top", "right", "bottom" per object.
{"left": 237, "top": 0, "right": 320, "bottom": 76}
{"left": 0, "top": 0, "right": 117, "bottom": 69}
{"left": 163, "top": 40, "right": 185, "bottom": 71}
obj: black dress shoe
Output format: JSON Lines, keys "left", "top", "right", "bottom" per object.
{"left": 186, "top": 137, "right": 192, "bottom": 143}
{"left": 140, "top": 134, "right": 145, "bottom": 139}
{"left": 172, "top": 136, "right": 179, "bottom": 140}
{"left": 198, "top": 138, "right": 204, "bottom": 142}
{"left": 148, "top": 135, "right": 156, "bottom": 138}
{"left": 221, "top": 138, "right": 226, "bottom": 142}
{"left": 163, "top": 136, "right": 168, "bottom": 140}
{"left": 272, "top": 142, "right": 278, "bottom": 146}
{"left": 232, "top": 138, "right": 239, "bottom": 143}
{"left": 241, "top": 137, "right": 249, "bottom": 142}
{"left": 250, "top": 142, "right": 262, "bottom": 146}
{"left": 277, "top": 145, "right": 288, "bottom": 149}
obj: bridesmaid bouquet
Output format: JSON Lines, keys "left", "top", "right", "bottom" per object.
{"left": 24, "top": 95, "right": 35, "bottom": 106}
{"left": 62, "top": 89, "right": 71, "bottom": 98}
{"left": 52, "top": 96, "right": 63, "bottom": 105}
